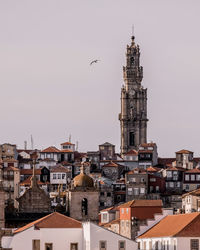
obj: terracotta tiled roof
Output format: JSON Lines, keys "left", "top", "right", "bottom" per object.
{"left": 104, "top": 219, "right": 120, "bottom": 227}
{"left": 182, "top": 188, "right": 200, "bottom": 198}
{"left": 60, "top": 149, "right": 73, "bottom": 153}
{"left": 20, "top": 169, "right": 42, "bottom": 175}
{"left": 147, "top": 166, "right": 161, "bottom": 172}
{"left": 123, "top": 150, "right": 138, "bottom": 156}
{"left": 140, "top": 143, "right": 156, "bottom": 147}
{"left": 185, "top": 168, "right": 200, "bottom": 173}
{"left": 41, "top": 147, "right": 60, "bottom": 153}
{"left": 176, "top": 149, "right": 193, "bottom": 154}
{"left": 127, "top": 168, "right": 146, "bottom": 174}
{"left": 118, "top": 200, "right": 162, "bottom": 208}
{"left": 138, "top": 212, "right": 200, "bottom": 238}
{"left": 51, "top": 165, "right": 70, "bottom": 173}
{"left": 166, "top": 166, "right": 185, "bottom": 171}
{"left": 3, "top": 158, "right": 18, "bottom": 162}
{"left": 99, "top": 142, "right": 114, "bottom": 146}
{"left": 102, "top": 161, "right": 123, "bottom": 168}
{"left": 139, "top": 150, "right": 153, "bottom": 153}
{"left": 20, "top": 176, "right": 44, "bottom": 186}
{"left": 14, "top": 212, "right": 82, "bottom": 233}
{"left": 100, "top": 206, "right": 115, "bottom": 212}
{"left": 5, "top": 166, "right": 19, "bottom": 171}
{"left": 158, "top": 158, "right": 176, "bottom": 166}
{"left": 61, "top": 142, "right": 75, "bottom": 146}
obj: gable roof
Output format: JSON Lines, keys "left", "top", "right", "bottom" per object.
{"left": 51, "top": 165, "right": 70, "bottom": 173}
{"left": 14, "top": 212, "right": 82, "bottom": 234}
{"left": 176, "top": 149, "right": 193, "bottom": 154}
{"left": 185, "top": 168, "right": 200, "bottom": 173}
{"left": 138, "top": 212, "right": 200, "bottom": 238}
{"left": 20, "top": 176, "right": 45, "bottom": 186}
{"left": 20, "top": 169, "right": 42, "bottom": 175}
{"left": 41, "top": 147, "right": 60, "bottom": 153}
{"left": 123, "top": 150, "right": 138, "bottom": 156}
{"left": 61, "top": 142, "right": 75, "bottom": 146}
{"left": 182, "top": 188, "right": 200, "bottom": 198}
{"left": 102, "top": 161, "right": 123, "bottom": 168}
{"left": 118, "top": 200, "right": 162, "bottom": 208}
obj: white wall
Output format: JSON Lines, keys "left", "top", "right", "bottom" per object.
{"left": 2, "top": 226, "right": 83, "bottom": 250}
{"left": 83, "top": 222, "right": 137, "bottom": 250}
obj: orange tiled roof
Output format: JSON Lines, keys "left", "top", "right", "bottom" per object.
{"left": 3, "top": 158, "right": 18, "bottom": 162}
{"left": 14, "top": 212, "right": 82, "bottom": 234}
{"left": 60, "top": 149, "right": 73, "bottom": 153}
{"left": 41, "top": 147, "right": 60, "bottom": 153}
{"left": 104, "top": 219, "right": 120, "bottom": 227}
{"left": 176, "top": 149, "right": 193, "bottom": 154}
{"left": 185, "top": 168, "right": 200, "bottom": 173}
{"left": 61, "top": 142, "right": 75, "bottom": 146}
{"left": 20, "top": 176, "right": 44, "bottom": 186}
{"left": 182, "top": 188, "right": 200, "bottom": 198}
{"left": 147, "top": 166, "right": 161, "bottom": 172}
{"left": 20, "top": 169, "right": 42, "bottom": 175}
{"left": 123, "top": 150, "right": 138, "bottom": 156}
{"left": 166, "top": 166, "right": 185, "bottom": 171}
{"left": 138, "top": 212, "right": 200, "bottom": 238}
{"left": 102, "top": 161, "right": 122, "bottom": 168}
{"left": 127, "top": 168, "right": 147, "bottom": 174}
{"left": 5, "top": 166, "right": 19, "bottom": 171}
{"left": 140, "top": 143, "right": 156, "bottom": 147}
{"left": 118, "top": 200, "right": 162, "bottom": 208}
{"left": 51, "top": 165, "right": 70, "bottom": 173}
{"left": 139, "top": 150, "right": 153, "bottom": 153}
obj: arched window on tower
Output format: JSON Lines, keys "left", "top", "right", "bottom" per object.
{"left": 130, "top": 57, "right": 134, "bottom": 65}
{"left": 82, "top": 198, "right": 88, "bottom": 216}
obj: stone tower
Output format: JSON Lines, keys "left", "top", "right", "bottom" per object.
{"left": 119, "top": 35, "right": 148, "bottom": 154}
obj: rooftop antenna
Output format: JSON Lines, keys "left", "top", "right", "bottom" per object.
{"left": 132, "top": 24, "right": 135, "bottom": 37}
{"left": 69, "top": 134, "right": 71, "bottom": 143}
{"left": 24, "top": 141, "right": 27, "bottom": 150}
{"left": 31, "top": 135, "right": 34, "bottom": 150}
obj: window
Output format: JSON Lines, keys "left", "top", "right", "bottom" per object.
{"left": 169, "top": 182, "right": 174, "bottom": 188}
{"left": 185, "top": 174, "right": 190, "bottom": 181}
{"left": 155, "top": 241, "right": 159, "bottom": 250}
{"left": 119, "top": 241, "right": 125, "bottom": 250}
{"left": 134, "top": 188, "right": 139, "bottom": 195}
{"left": 141, "top": 178, "right": 145, "bottom": 182}
{"left": 128, "top": 188, "right": 133, "bottom": 195}
{"left": 156, "top": 186, "right": 159, "bottom": 192}
{"left": 99, "top": 241, "right": 107, "bottom": 250}
{"left": 186, "top": 184, "right": 190, "bottom": 191}
{"left": 57, "top": 174, "right": 61, "bottom": 179}
{"left": 70, "top": 243, "right": 78, "bottom": 250}
{"left": 121, "top": 208, "right": 124, "bottom": 214}
{"left": 190, "top": 239, "right": 199, "bottom": 250}
{"left": 102, "top": 213, "right": 107, "bottom": 221}
{"left": 45, "top": 243, "right": 52, "bottom": 250}
{"left": 82, "top": 198, "right": 88, "bottom": 216}
{"left": 126, "top": 208, "right": 129, "bottom": 214}
{"left": 130, "top": 177, "right": 136, "bottom": 183}
{"left": 129, "top": 132, "right": 135, "bottom": 146}
{"left": 107, "top": 192, "right": 111, "bottom": 197}
{"left": 53, "top": 174, "right": 56, "bottom": 179}
{"left": 150, "top": 178, "right": 156, "bottom": 182}
{"left": 143, "top": 241, "right": 146, "bottom": 250}
{"left": 167, "top": 171, "right": 172, "bottom": 178}
{"left": 140, "top": 188, "right": 145, "bottom": 194}
{"left": 33, "top": 240, "right": 40, "bottom": 250}
{"left": 197, "top": 175, "right": 200, "bottom": 181}
{"left": 62, "top": 174, "right": 65, "bottom": 179}
{"left": 149, "top": 241, "right": 152, "bottom": 250}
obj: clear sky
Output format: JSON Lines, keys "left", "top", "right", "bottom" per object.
{"left": 1, "top": 0, "right": 200, "bottom": 157}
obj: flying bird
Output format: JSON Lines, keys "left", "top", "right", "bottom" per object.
{"left": 90, "top": 59, "right": 100, "bottom": 66}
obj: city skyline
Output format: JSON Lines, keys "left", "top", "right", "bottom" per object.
{"left": 1, "top": 0, "right": 200, "bottom": 157}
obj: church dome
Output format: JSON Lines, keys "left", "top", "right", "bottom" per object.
{"left": 73, "top": 173, "right": 94, "bottom": 188}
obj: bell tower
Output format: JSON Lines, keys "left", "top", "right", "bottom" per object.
{"left": 119, "top": 35, "right": 148, "bottom": 154}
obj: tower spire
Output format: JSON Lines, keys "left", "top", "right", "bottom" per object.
{"left": 119, "top": 33, "right": 148, "bottom": 154}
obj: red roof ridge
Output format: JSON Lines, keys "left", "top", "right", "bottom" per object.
{"left": 14, "top": 212, "right": 82, "bottom": 234}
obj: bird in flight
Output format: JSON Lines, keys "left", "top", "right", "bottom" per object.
{"left": 90, "top": 59, "right": 100, "bottom": 66}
